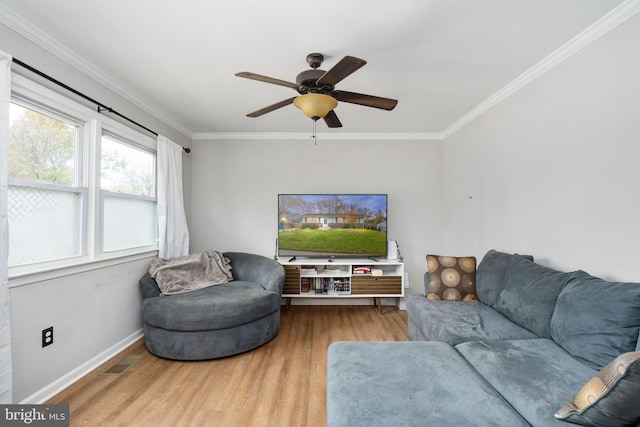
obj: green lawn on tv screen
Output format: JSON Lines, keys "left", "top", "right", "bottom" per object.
{"left": 279, "top": 228, "right": 386, "bottom": 254}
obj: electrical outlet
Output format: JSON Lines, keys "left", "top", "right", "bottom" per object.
{"left": 42, "top": 327, "right": 53, "bottom": 347}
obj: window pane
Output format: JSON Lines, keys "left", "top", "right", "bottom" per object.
{"left": 103, "top": 194, "right": 157, "bottom": 252}
{"left": 8, "top": 102, "right": 83, "bottom": 268}
{"left": 8, "top": 185, "right": 84, "bottom": 266}
{"left": 101, "top": 136, "right": 155, "bottom": 196}
{"left": 9, "top": 103, "right": 78, "bottom": 186}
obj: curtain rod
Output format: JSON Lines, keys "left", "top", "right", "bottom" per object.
{"left": 12, "top": 57, "right": 190, "bottom": 153}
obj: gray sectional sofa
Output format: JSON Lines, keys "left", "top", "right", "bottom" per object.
{"left": 327, "top": 250, "right": 640, "bottom": 426}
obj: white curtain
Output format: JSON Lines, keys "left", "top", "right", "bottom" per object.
{"left": 157, "top": 135, "right": 189, "bottom": 259}
{"left": 0, "top": 50, "right": 13, "bottom": 403}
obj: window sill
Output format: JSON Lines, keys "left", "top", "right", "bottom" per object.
{"left": 8, "top": 247, "right": 159, "bottom": 288}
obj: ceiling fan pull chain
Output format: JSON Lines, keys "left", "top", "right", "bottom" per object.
{"left": 312, "top": 119, "right": 317, "bottom": 146}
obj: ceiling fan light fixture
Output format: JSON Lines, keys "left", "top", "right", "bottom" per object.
{"left": 293, "top": 93, "right": 337, "bottom": 120}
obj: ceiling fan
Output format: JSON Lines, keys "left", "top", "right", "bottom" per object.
{"left": 235, "top": 53, "right": 398, "bottom": 128}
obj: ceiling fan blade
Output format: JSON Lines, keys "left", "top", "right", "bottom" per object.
{"left": 316, "top": 56, "right": 367, "bottom": 86}
{"left": 235, "top": 72, "right": 300, "bottom": 90}
{"left": 246, "top": 97, "right": 297, "bottom": 117}
{"left": 323, "top": 110, "right": 342, "bottom": 128}
{"left": 333, "top": 90, "right": 398, "bottom": 111}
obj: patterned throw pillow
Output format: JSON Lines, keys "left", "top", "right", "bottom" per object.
{"left": 555, "top": 351, "right": 640, "bottom": 426}
{"left": 426, "top": 255, "right": 478, "bottom": 301}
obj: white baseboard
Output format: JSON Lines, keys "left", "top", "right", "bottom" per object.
{"left": 20, "top": 329, "right": 143, "bottom": 404}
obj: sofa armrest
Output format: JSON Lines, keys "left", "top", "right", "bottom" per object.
{"left": 139, "top": 272, "right": 161, "bottom": 299}
{"left": 224, "top": 252, "right": 285, "bottom": 295}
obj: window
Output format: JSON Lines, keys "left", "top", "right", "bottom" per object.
{"left": 101, "top": 134, "right": 157, "bottom": 252}
{"left": 7, "top": 101, "right": 86, "bottom": 267}
{"left": 7, "top": 75, "right": 158, "bottom": 275}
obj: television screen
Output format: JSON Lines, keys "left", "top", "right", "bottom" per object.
{"left": 278, "top": 194, "right": 388, "bottom": 259}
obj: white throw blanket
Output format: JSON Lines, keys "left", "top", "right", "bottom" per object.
{"left": 149, "top": 251, "right": 233, "bottom": 295}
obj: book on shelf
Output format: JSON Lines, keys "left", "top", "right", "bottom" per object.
{"left": 314, "top": 277, "right": 330, "bottom": 294}
{"left": 352, "top": 266, "right": 371, "bottom": 274}
{"left": 371, "top": 269, "right": 383, "bottom": 276}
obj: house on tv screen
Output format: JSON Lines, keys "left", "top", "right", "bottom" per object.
{"left": 302, "top": 213, "right": 366, "bottom": 229}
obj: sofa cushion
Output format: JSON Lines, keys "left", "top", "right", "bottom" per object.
{"left": 455, "top": 338, "right": 598, "bottom": 427}
{"left": 327, "top": 341, "right": 530, "bottom": 427}
{"left": 475, "top": 249, "right": 512, "bottom": 308}
{"left": 406, "top": 293, "right": 538, "bottom": 345}
{"left": 426, "top": 254, "right": 477, "bottom": 301}
{"left": 142, "top": 281, "right": 280, "bottom": 331}
{"left": 475, "top": 250, "right": 534, "bottom": 307}
{"left": 550, "top": 270, "right": 640, "bottom": 369}
{"left": 555, "top": 351, "right": 640, "bottom": 427}
{"left": 495, "top": 256, "right": 574, "bottom": 338}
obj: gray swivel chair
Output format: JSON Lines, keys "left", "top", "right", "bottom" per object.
{"left": 139, "top": 252, "right": 285, "bottom": 360}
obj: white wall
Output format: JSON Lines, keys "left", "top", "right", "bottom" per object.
{"left": 9, "top": 256, "right": 153, "bottom": 402}
{"left": 1, "top": 22, "right": 192, "bottom": 402}
{"left": 190, "top": 138, "right": 444, "bottom": 294}
{"left": 442, "top": 13, "right": 640, "bottom": 282}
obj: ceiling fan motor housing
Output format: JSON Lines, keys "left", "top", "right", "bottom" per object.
{"left": 295, "top": 69, "right": 334, "bottom": 94}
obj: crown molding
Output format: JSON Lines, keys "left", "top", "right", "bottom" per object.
{"left": 192, "top": 132, "right": 445, "bottom": 141}
{"left": 0, "top": 3, "right": 194, "bottom": 139}
{"left": 2, "top": 1, "right": 638, "bottom": 142}
{"left": 442, "top": 0, "right": 640, "bottom": 139}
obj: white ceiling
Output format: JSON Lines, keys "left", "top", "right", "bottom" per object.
{"left": 0, "top": 0, "right": 630, "bottom": 138}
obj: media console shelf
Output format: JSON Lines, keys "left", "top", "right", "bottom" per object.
{"left": 278, "top": 258, "right": 404, "bottom": 312}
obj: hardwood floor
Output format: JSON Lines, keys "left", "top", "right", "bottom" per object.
{"left": 47, "top": 305, "right": 409, "bottom": 426}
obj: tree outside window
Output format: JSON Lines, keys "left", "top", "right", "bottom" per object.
{"left": 8, "top": 103, "right": 77, "bottom": 186}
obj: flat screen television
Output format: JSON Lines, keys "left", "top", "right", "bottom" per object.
{"left": 278, "top": 194, "right": 388, "bottom": 259}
